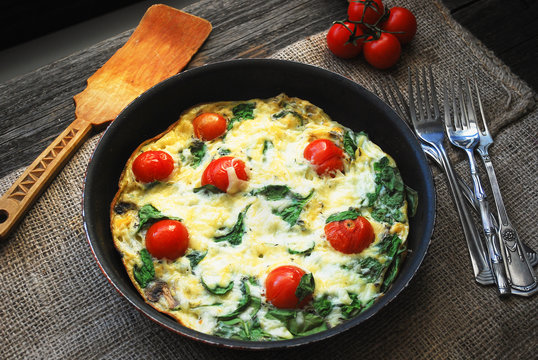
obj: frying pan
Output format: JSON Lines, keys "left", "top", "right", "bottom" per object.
{"left": 83, "top": 59, "right": 435, "bottom": 349}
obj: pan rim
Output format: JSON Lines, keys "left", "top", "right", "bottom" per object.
{"left": 82, "top": 58, "right": 435, "bottom": 350}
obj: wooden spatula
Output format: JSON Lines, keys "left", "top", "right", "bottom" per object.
{"left": 0, "top": 4, "right": 212, "bottom": 239}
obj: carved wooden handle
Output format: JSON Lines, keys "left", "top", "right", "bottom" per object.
{"left": 0, "top": 118, "right": 92, "bottom": 239}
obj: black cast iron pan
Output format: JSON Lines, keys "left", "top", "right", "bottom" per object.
{"left": 83, "top": 59, "right": 435, "bottom": 350}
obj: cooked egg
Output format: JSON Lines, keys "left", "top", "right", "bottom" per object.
{"left": 111, "top": 94, "right": 410, "bottom": 340}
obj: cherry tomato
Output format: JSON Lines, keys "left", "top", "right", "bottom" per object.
{"left": 324, "top": 216, "right": 374, "bottom": 254}
{"left": 363, "top": 33, "right": 402, "bottom": 70}
{"left": 192, "top": 112, "right": 227, "bottom": 141}
{"left": 304, "top": 139, "right": 344, "bottom": 176}
{"left": 145, "top": 219, "right": 189, "bottom": 260}
{"left": 132, "top": 150, "right": 174, "bottom": 183}
{"left": 326, "top": 22, "right": 364, "bottom": 59}
{"left": 348, "top": 0, "right": 385, "bottom": 28}
{"left": 265, "top": 265, "right": 313, "bottom": 309}
{"left": 381, "top": 7, "right": 417, "bottom": 44}
{"left": 201, "top": 156, "right": 249, "bottom": 193}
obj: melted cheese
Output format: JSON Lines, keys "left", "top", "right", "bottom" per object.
{"left": 111, "top": 94, "right": 410, "bottom": 340}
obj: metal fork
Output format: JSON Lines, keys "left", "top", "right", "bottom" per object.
{"left": 406, "top": 67, "right": 492, "bottom": 285}
{"left": 443, "top": 75, "right": 509, "bottom": 295}
{"left": 375, "top": 77, "right": 538, "bottom": 269}
{"left": 467, "top": 76, "right": 537, "bottom": 296}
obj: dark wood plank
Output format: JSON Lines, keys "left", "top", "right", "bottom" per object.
{"left": 442, "top": 0, "right": 538, "bottom": 90}
{"left": 0, "top": 0, "right": 347, "bottom": 179}
{"left": 1, "top": 1, "right": 143, "bottom": 50}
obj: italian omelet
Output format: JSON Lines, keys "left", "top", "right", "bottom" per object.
{"left": 110, "top": 94, "right": 414, "bottom": 341}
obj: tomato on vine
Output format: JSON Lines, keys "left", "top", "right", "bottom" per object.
{"left": 326, "top": 21, "right": 364, "bottom": 59}
{"left": 363, "top": 32, "right": 401, "bottom": 69}
{"left": 381, "top": 7, "right": 417, "bottom": 44}
{"left": 347, "top": 0, "right": 385, "bottom": 29}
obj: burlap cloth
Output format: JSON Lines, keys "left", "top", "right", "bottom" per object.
{"left": 1, "top": 1, "right": 536, "bottom": 358}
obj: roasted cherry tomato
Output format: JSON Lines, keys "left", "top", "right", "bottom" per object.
{"left": 347, "top": 0, "right": 385, "bottom": 28}
{"left": 326, "top": 22, "right": 364, "bottom": 59}
{"left": 132, "top": 150, "right": 174, "bottom": 183}
{"left": 381, "top": 7, "right": 417, "bottom": 44}
{"left": 193, "top": 112, "right": 227, "bottom": 141}
{"left": 363, "top": 32, "right": 402, "bottom": 70}
{"left": 145, "top": 219, "right": 189, "bottom": 260}
{"left": 265, "top": 265, "right": 313, "bottom": 309}
{"left": 324, "top": 216, "right": 374, "bottom": 254}
{"left": 201, "top": 156, "right": 249, "bottom": 193}
{"left": 304, "top": 139, "right": 344, "bottom": 176}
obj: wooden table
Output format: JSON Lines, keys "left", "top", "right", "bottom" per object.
{"left": 0, "top": 0, "right": 536, "bottom": 180}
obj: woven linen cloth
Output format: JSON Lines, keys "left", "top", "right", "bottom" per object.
{"left": 0, "top": 0, "right": 536, "bottom": 358}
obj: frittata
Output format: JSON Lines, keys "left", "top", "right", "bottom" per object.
{"left": 110, "top": 94, "right": 415, "bottom": 341}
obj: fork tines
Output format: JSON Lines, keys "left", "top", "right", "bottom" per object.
{"left": 443, "top": 74, "right": 480, "bottom": 132}
{"left": 408, "top": 66, "right": 441, "bottom": 127}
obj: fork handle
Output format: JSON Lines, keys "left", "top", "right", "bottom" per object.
{"left": 433, "top": 145, "right": 492, "bottom": 285}
{"left": 464, "top": 149, "right": 510, "bottom": 295}
{"left": 482, "top": 155, "right": 538, "bottom": 295}
{"left": 423, "top": 145, "right": 537, "bottom": 267}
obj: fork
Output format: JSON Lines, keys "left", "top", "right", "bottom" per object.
{"left": 443, "top": 75, "right": 510, "bottom": 295}
{"left": 375, "top": 78, "right": 538, "bottom": 269}
{"left": 406, "top": 66, "right": 492, "bottom": 285}
{"left": 467, "top": 76, "right": 537, "bottom": 296}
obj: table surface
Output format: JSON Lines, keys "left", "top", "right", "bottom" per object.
{"left": 0, "top": 0, "right": 536, "bottom": 180}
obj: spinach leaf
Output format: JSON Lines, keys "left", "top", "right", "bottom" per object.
{"left": 358, "top": 257, "right": 385, "bottom": 283}
{"left": 272, "top": 110, "right": 288, "bottom": 119}
{"left": 218, "top": 148, "right": 231, "bottom": 156}
{"left": 265, "top": 308, "right": 327, "bottom": 337}
{"left": 288, "top": 241, "right": 315, "bottom": 256}
{"left": 262, "top": 140, "right": 273, "bottom": 156}
{"left": 377, "top": 234, "right": 405, "bottom": 293}
{"left": 272, "top": 189, "right": 314, "bottom": 226}
{"left": 325, "top": 208, "right": 361, "bottom": 224}
{"left": 287, "top": 312, "right": 327, "bottom": 336}
{"left": 189, "top": 140, "right": 207, "bottom": 168}
{"left": 295, "top": 273, "right": 315, "bottom": 303}
{"left": 133, "top": 249, "right": 155, "bottom": 288}
{"left": 201, "top": 278, "right": 234, "bottom": 295}
{"left": 313, "top": 295, "right": 333, "bottom": 317}
{"left": 272, "top": 110, "right": 304, "bottom": 125}
{"left": 366, "top": 157, "right": 407, "bottom": 224}
{"left": 217, "top": 280, "right": 251, "bottom": 320}
{"left": 186, "top": 250, "right": 207, "bottom": 269}
{"left": 377, "top": 234, "right": 401, "bottom": 256}
{"left": 214, "top": 318, "right": 244, "bottom": 339}
{"left": 265, "top": 308, "right": 297, "bottom": 322}
{"left": 214, "top": 205, "right": 251, "bottom": 245}
{"left": 343, "top": 130, "right": 358, "bottom": 159}
{"left": 340, "top": 293, "right": 362, "bottom": 319}
{"left": 215, "top": 316, "right": 272, "bottom": 341}
{"left": 193, "top": 184, "right": 225, "bottom": 194}
{"left": 381, "top": 247, "right": 405, "bottom": 293}
{"left": 137, "top": 204, "right": 180, "bottom": 232}
{"left": 405, "top": 185, "right": 418, "bottom": 217}
{"left": 190, "top": 302, "right": 222, "bottom": 309}
{"left": 251, "top": 185, "right": 291, "bottom": 201}
{"left": 250, "top": 296, "right": 262, "bottom": 317}
{"left": 343, "top": 256, "right": 384, "bottom": 283}
{"left": 227, "top": 103, "right": 256, "bottom": 130}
